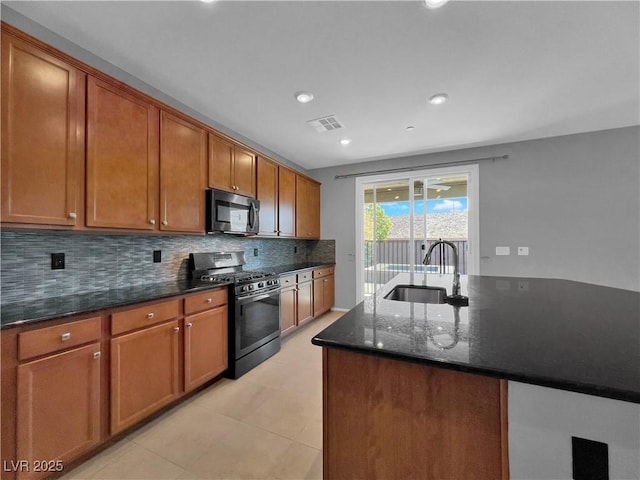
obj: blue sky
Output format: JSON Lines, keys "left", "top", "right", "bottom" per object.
{"left": 379, "top": 197, "right": 468, "bottom": 216}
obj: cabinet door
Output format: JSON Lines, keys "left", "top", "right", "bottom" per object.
{"left": 208, "top": 133, "right": 234, "bottom": 193}
{"left": 184, "top": 305, "right": 228, "bottom": 392}
{"left": 1, "top": 31, "right": 85, "bottom": 226}
{"left": 280, "top": 287, "right": 297, "bottom": 335}
{"left": 324, "top": 274, "right": 335, "bottom": 311}
{"left": 297, "top": 281, "right": 314, "bottom": 325}
{"left": 313, "top": 278, "right": 324, "bottom": 318}
{"left": 296, "top": 175, "right": 320, "bottom": 239}
{"left": 257, "top": 156, "right": 278, "bottom": 235}
{"left": 17, "top": 343, "right": 101, "bottom": 480}
{"left": 233, "top": 147, "right": 256, "bottom": 197}
{"left": 86, "top": 77, "right": 159, "bottom": 230}
{"left": 278, "top": 167, "right": 296, "bottom": 237}
{"left": 110, "top": 320, "right": 180, "bottom": 434}
{"left": 160, "top": 111, "right": 206, "bottom": 232}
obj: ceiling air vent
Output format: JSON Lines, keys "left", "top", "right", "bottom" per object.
{"left": 307, "top": 115, "right": 344, "bottom": 132}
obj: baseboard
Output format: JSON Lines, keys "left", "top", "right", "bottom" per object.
{"left": 331, "top": 307, "right": 349, "bottom": 312}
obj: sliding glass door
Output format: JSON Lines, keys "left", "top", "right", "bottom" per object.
{"left": 357, "top": 165, "right": 478, "bottom": 301}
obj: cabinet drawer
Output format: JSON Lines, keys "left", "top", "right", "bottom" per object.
{"left": 313, "top": 266, "right": 334, "bottom": 278}
{"left": 280, "top": 274, "right": 297, "bottom": 288}
{"left": 19, "top": 316, "right": 102, "bottom": 361}
{"left": 298, "top": 271, "right": 313, "bottom": 283}
{"left": 184, "top": 288, "right": 228, "bottom": 316}
{"left": 111, "top": 300, "right": 180, "bottom": 336}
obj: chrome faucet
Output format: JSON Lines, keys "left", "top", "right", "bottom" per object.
{"left": 423, "top": 239, "right": 461, "bottom": 297}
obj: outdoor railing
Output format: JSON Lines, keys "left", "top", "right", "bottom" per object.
{"left": 364, "top": 239, "right": 468, "bottom": 293}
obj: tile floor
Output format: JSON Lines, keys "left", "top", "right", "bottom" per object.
{"left": 61, "top": 311, "right": 343, "bottom": 480}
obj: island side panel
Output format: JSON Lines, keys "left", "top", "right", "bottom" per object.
{"left": 323, "top": 347, "right": 508, "bottom": 480}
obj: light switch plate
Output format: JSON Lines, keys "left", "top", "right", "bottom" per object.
{"left": 518, "top": 246, "right": 529, "bottom": 256}
{"left": 496, "top": 246, "right": 510, "bottom": 256}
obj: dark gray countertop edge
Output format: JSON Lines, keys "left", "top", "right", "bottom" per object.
{"left": 311, "top": 338, "right": 640, "bottom": 404}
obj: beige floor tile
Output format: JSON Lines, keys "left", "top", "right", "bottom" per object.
{"left": 187, "top": 421, "right": 292, "bottom": 479}
{"left": 294, "top": 419, "right": 323, "bottom": 450}
{"left": 267, "top": 442, "right": 322, "bottom": 480}
{"left": 86, "top": 443, "right": 185, "bottom": 479}
{"left": 60, "top": 439, "right": 133, "bottom": 479}
{"left": 129, "top": 404, "right": 243, "bottom": 469}
{"left": 193, "top": 377, "right": 271, "bottom": 421}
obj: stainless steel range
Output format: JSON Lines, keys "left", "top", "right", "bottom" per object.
{"left": 189, "top": 251, "right": 281, "bottom": 378}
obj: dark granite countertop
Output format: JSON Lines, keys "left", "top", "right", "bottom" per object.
{"left": 0, "top": 262, "right": 334, "bottom": 329}
{"left": 312, "top": 274, "right": 640, "bottom": 404}
{"left": 265, "top": 262, "right": 335, "bottom": 275}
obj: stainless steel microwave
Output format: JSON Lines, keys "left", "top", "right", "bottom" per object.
{"left": 206, "top": 189, "right": 259, "bottom": 235}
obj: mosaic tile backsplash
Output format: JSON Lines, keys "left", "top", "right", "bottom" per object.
{"left": 0, "top": 231, "right": 335, "bottom": 304}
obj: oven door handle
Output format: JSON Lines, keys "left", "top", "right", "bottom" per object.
{"left": 236, "top": 289, "right": 281, "bottom": 304}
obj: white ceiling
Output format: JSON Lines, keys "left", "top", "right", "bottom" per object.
{"left": 5, "top": 1, "right": 639, "bottom": 170}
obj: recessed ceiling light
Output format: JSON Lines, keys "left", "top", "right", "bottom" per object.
{"left": 340, "top": 138, "right": 352, "bottom": 146}
{"left": 200, "top": 0, "right": 216, "bottom": 3}
{"left": 295, "top": 91, "right": 314, "bottom": 104}
{"left": 424, "top": 0, "right": 450, "bottom": 9}
{"left": 394, "top": 196, "right": 400, "bottom": 200}
{"left": 406, "top": 126, "right": 415, "bottom": 131}
{"left": 429, "top": 93, "right": 448, "bottom": 105}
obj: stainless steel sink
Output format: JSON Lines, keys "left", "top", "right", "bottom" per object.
{"left": 384, "top": 284, "right": 448, "bottom": 304}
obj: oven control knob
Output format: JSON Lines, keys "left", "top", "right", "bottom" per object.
{"left": 266, "top": 280, "right": 272, "bottom": 286}
{"left": 258, "top": 282, "right": 264, "bottom": 288}
{"left": 248, "top": 284, "right": 254, "bottom": 290}
{"left": 241, "top": 286, "right": 248, "bottom": 292}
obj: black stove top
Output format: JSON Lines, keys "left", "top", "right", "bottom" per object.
{"left": 200, "top": 271, "right": 277, "bottom": 284}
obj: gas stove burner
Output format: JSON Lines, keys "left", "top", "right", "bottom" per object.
{"left": 200, "top": 271, "right": 276, "bottom": 284}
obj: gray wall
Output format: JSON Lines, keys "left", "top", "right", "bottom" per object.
{"left": 312, "top": 126, "right": 640, "bottom": 309}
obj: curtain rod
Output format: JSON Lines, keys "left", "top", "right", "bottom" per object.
{"left": 334, "top": 154, "right": 509, "bottom": 180}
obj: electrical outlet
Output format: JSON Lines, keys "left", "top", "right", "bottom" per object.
{"left": 518, "top": 246, "right": 529, "bottom": 256}
{"left": 294, "top": 246, "right": 297, "bottom": 254}
{"left": 495, "top": 246, "right": 510, "bottom": 256}
{"left": 51, "top": 253, "right": 65, "bottom": 270}
{"left": 253, "top": 248, "right": 259, "bottom": 257}
{"left": 153, "top": 250, "right": 162, "bottom": 263}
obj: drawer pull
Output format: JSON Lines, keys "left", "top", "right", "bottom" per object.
{"left": 174, "top": 326, "right": 180, "bottom": 333}
{"left": 149, "top": 219, "right": 156, "bottom": 225}
{"left": 93, "top": 352, "right": 101, "bottom": 360}
{"left": 61, "top": 332, "right": 71, "bottom": 341}
{"left": 147, "top": 313, "right": 154, "bottom": 319}
{"left": 186, "top": 322, "right": 193, "bottom": 328}
{"left": 68, "top": 212, "right": 77, "bottom": 219}
{"left": 206, "top": 298, "right": 212, "bottom": 303}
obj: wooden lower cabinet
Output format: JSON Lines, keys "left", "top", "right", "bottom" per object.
{"left": 323, "top": 348, "right": 508, "bottom": 480}
{"left": 110, "top": 320, "right": 181, "bottom": 434}
{"left": 16, "top": 342, "right": 101, "bottom": 480}
{"left": 313, "top": 274, "right": 335, "bottom": 317}
{"left": 184, "top": 305, "right": 228, "bottom": 391}
{"left": 280, "top": 285, "right": 297, "bottom": 335}
{"left": 296, "top": 280, "right": 314, "bottom": 326}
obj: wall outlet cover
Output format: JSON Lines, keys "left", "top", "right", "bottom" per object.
{"left": 496, "top": 246, "right": 510, "bottom": 256}
{"left": 51, "top": 253, "right": 65, "bottom": 270}
{"left": 253, "top": 248, "right": 259, "bottom": 256}
{"left": 517, "top": 246, "right": 529, "bottom": 256}
{"left": 153, "top": 250, "right": 162, "bottom": 263}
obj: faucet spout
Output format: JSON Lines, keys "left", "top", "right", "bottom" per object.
{"left": 422, "top": 239, "right": 461, "bottom": 297}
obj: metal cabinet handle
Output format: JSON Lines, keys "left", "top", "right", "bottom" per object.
{"left": 162, "top": 220, "right": 168, "bottom": 226}
{"left": 61, "top": 332, "right": 71, "bottom": 341}
{"left": 186, "top": 322, "right": 193, "bottom": 328}
{"left": 173, "top": 326, "right": 180, "bottom": 333}
{"left": 149, "top": 219, "right": 156, "bottom": 225}
{"left": 147, "top": 312, "right": 154, "bottom": 319}
{"left": 93, "top": 352, "right": 101, "bottom": 359}
{"left": 206, "top": 298, "right": 212, "bottom": 303}
{"left": 68, "top": 212, "right": 77, "bottom": 219}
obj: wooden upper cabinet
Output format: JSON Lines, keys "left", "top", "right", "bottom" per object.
{"left": 256, "top": 156, "right": 278, "bottom": 235}
{"left": 1, "top": 31, "right": 85, "bottom": 226}
{"left": 295, "top": 175, "right": 320, "bottom": 239}
{"left": 86, "top": 76, "right": 159, "bottom": 230}
{"left": 278, "top": 167, "right": 296, "bottom": 237}
{"left": 160, "top": 112, "right": 206, "bottom": 232}
{"left": 208, "top": 133, "right": 256, "bottom": 197}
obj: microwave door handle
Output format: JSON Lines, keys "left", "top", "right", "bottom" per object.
{"left": 249, "top": 202, "right": 257, "bottom": 229}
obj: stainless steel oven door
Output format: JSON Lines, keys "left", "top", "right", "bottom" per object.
{"left": 234, "top": 289, "right": 281, "bottom": 360}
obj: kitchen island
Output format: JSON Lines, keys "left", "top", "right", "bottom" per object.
{"left": 312, "top": 274, "right": 640, "bottom": 479}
